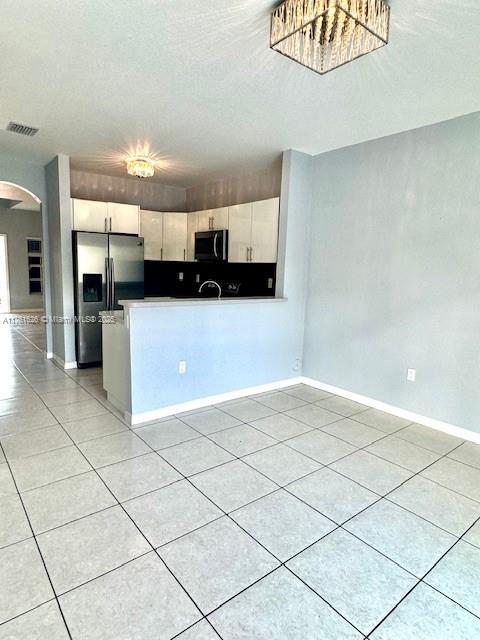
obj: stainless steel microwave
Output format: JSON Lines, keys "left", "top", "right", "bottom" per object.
{"left": 194, "top": 230, "right": 228, "bottom": 262}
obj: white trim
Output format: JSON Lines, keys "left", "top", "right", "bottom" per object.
{"left": 300, "top": 376, "right": 480, "bottom": 445}
{"left": 127, "top": 373, "right": 480, "bottom": 444}
{"left": 51, "top": 353, "right": 78, "bottom": 370}
{"left": 0, "top": 181, "right": 41, "bottom": 204}
{"left": 128, "top": 377, "right": 304, "bottom": 426}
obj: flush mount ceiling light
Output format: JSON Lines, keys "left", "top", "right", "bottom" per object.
{"left": 126, "top": 156, "right": 155, "bottom": 179}
{"left": 270, "top": 0, "right": 390, "bottom": 75}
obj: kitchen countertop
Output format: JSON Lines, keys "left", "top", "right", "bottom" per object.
{"left": 118, "top": 296, "right": 287, "bottom": 309}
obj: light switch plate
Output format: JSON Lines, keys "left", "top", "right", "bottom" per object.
{"left": 179, "top": 360, "right": 187, "bottom": 375}
{"left": 407, "top": 368, "right": 416, "bottom": 382}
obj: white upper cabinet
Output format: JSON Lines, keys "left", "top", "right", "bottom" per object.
{"left": 140, "top": 210, "right": 164, "bottom": 260}
{"left": 71, "top": 198, "right": 139, "bottom": 235}
{"left": 72, "top": 199, "right": 109, "bottom": 233}
{"left": 228, "top": 203, "right": 252, "bottom": 263}
{"left": 163, "top": 212, "right": 188, "bottom": 262}
{"left": 250, "top": 198, "right": 279, "bottom": 263}
{"left": 187, "top": 213, "right": 198, "bottom": 261}
{"left": 228, "top": 198, "right": 279, "bottom": 263}
{"left": 196, "top": 207, "right": 229, "bottom": 231}
{"left": 108, "top": 202, "right": 139, "bottom": 235}
{"left": 211, "top": 207, "right": 228, "bottom": 230}
{"left": 196, "top": 210, "right": 211, "bottom": 232}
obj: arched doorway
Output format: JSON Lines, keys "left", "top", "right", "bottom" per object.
{"left": 0, "top": 181, "right": 47, "bottom": 354}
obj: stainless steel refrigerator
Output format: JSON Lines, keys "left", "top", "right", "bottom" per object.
{"left": 73, "top": 231, "right": 144, "bottom": 367}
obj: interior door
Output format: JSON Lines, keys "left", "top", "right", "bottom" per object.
{"left": 109, "top": 235, "right": 144, "bottom": 308}
{"left": 163, "top": 212, "right": 188, "bottom": 261}
{"left": 72, "top": 198, "right": 108, "bottom": 233}
{"left": 228, "top": 203, "right": 252, "bottom": 262}
{"left": 140, "top": 210, "right": 163, "bottom": 259}
{"left": 108, "top": 203, "right": 139, "bottom": 235}
{"left": 250, "top": 198, "right": 280, "bottom": 263}
{"left": 74, "top": 232, "right": 108, "bottom": 366}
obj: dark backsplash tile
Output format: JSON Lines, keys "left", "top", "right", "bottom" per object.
{"left": 145, "top": 261, "right": 276, "bottom": 298}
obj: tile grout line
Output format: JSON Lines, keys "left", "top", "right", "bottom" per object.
{"left": 2, "top": 356, "right": 211, "bottom": 637}
{"left": 173, "top": 411, "right": 480, "bottom": 631}
{"left": 0, "top": 439, "right": 73, "bottom": 639}
{"left": 3, "top": 359, "right": 480, "bottom": 636}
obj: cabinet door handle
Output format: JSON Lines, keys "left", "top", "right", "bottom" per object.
{"left": 161, "top": 247, "right": 163, "bottom": 260}
{"left": 183, "top": 248, "right": 186, "bottom": 261}
{"left": 246, "top": 247, "right": 249, "bottom": 262}
{"left": 109, "top": 217, "right": 112, "bottom": 232}
{"left": 104, "top": 218, "right": 107, "bottom": 232}
{"left": 250, "top": 247, "right": 253, "bottom": 262}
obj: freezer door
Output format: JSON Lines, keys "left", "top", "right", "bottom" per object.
{"left": 109, "top": 235, "right": 144, "bottom": 309}
{"left": 73, "top": 232, "right": 108, "bottom": 366}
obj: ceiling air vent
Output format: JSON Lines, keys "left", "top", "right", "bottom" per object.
{"left": 6, "top": 121, "right": 39, "bottom": 137}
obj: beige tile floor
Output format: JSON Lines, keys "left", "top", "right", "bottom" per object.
{"left": 1, "top": 316, "right": 480, "bottom": 638}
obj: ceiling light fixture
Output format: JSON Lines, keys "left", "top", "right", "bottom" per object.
{"left": 126, "top": 156, "right": 155, "bottom": 179}
{"left": 270, "top": 0, "right": 390, "bottom": 75}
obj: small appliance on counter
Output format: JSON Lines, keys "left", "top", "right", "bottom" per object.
{"left": 194, "top": 230, "right": 228, "bottom": 262}
{"left": 73, "top": 231, "right": 144, "bottom": 367}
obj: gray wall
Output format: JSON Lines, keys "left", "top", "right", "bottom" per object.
{"left": 0, "top": 207, "right": 43, "bottom": 310}
{"left": 46, "top": 155, "right": 76, "bottom": 365}
{"left": 70, "top": 170, "right": 187, "bottom": 212}
{"left": 186, "top": 158, "right": 282, "bottom": 211}
{"left": 0, "top": 153, "right": 53, "bottom": 353}
{"left": 303, "top": 111, "right": 480, "bottom": 434}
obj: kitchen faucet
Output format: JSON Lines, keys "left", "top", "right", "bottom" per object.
{"left": 198, "top": 280, "right": 222, "bottom": 299}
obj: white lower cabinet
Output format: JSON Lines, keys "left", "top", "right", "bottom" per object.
{"left": 228, "top": 198, "right": 279, "bottom": 263}
{"left": 162, "top": 212, "right": 188, "bottom": 261}
{"left": 140, "top": 210, "right": 163, "bottom": 260}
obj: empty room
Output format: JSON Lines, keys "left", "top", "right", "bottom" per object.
{"left": 1, "top": 1, "right": 479, "bottom": 639}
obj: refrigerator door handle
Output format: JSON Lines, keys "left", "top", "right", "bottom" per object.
{"left": 105, "top": 257, "right": 110, "bottom": 309}
{"left": 110, "top": 258, "right": 115, "bottom": 310}
{"left": 213, "top": 233, "right": 218, "bottom": 258}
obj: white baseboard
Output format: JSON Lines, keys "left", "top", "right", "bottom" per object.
{"left": 129, "top": 377, "right": 304, "bottom": 426}
{"left": 126, "top": 374, "right": 480, "bottom": 444}
{"left": 301, "top": 376, "right": 480, "bottom": 445}
{"left": 51, "top": 353, "right": 78, "bottom": 370}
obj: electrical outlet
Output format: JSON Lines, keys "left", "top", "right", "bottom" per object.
{"left": 293, "top": 358, "right": 302, "bottom": 372}
{"left": 407, "top": 368, "right": 416, "bottom": 382}
{"left": 178, "top": 360, "right": 187, "bottom": 375}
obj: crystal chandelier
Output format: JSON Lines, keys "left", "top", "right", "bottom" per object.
{"left": 271, "top": 0, "right": 390, "bottom": 75}
{"left": 126, "top": 156, "right": 155, "bottom": 179}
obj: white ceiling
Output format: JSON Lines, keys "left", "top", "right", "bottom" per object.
{"left": 1, "top": 0, "right": 479, "bottom": 187}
